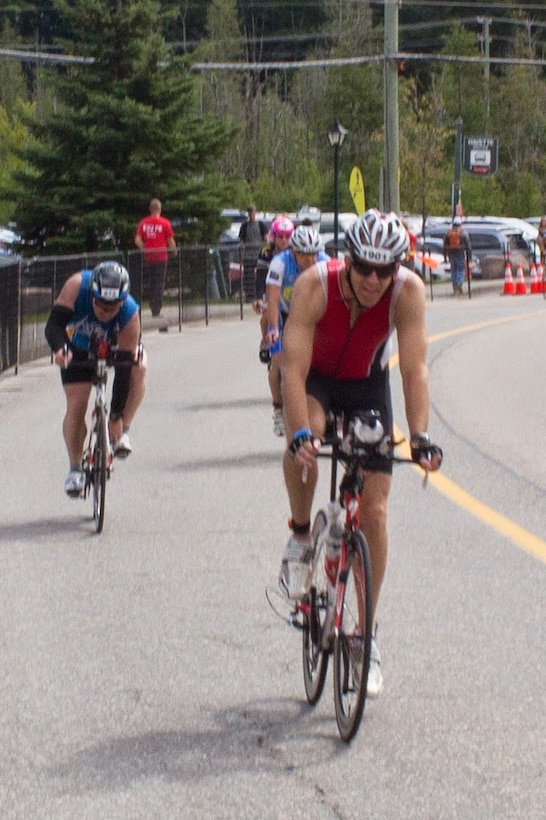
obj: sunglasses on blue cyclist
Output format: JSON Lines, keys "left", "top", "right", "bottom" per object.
{"left": 94, "top": 297, "right": 123, "bottom": 311}
{"left": 351, "top": 259, "right": 397, "bottom": 279}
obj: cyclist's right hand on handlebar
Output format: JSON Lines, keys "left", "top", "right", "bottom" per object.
{"left": 288, "top": 428, "right": 319, "bottom": 468}
{"left": 54, "top": 345, "right": 72, "bottom": 368}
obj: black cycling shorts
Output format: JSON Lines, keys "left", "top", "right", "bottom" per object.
{"left": 306, "top": 368, "right": 394, "bottom": 474}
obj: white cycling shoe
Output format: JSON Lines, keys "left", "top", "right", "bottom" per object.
{"left": 278, "top": 535, "right": 313, "bottom": 600}
{"left": 367, "top": 637, "right": 384, "bottom": 699}
{"left": 64, "top": 468, "right": 85, "bottom": 498}
{"left": 113, "top": 431, "right": 132, "bottom": 458}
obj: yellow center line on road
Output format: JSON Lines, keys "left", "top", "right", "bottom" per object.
{"left": 391, "top": 309, "right": 546, "bottom": 564}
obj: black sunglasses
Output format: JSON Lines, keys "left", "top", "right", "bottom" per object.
{"left": 351, "top": 260, "right": 397, "bottom": 279}
{"left": 94, "top": 297, "right": 122, "bottom": 310}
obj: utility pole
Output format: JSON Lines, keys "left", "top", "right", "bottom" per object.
{"left": 383, "top": 0, "right": 400, "bottom": 213}
{"left": 452, "top": 116, "right": 463, "bottom": 219}
{"left": 477, "top": 17, "right": 491, "bottom": 130}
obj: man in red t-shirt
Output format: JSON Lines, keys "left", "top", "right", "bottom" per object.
{"left": 135, "top": 198, "right": 176, "bottom": 317}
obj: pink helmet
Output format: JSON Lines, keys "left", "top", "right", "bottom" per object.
{"left": 270, "top": 216, "right": 294, "bottom": 239}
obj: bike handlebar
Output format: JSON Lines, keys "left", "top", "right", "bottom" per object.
{"left": 62, "top": 342, "right": 143, "bottom": 369}
{"left": 315, "top": 410, "right": 413, "bottom": 467}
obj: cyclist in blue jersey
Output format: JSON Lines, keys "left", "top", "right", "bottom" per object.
{"left": 265, "top": 224, "right": 329, "bottom": 436}
{"left": 45, "top": 262, "right": 147, "bottom": 497}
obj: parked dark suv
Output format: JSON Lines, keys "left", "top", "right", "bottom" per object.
{"left": 424, "top": 221, "right": 533, "bottom": 278}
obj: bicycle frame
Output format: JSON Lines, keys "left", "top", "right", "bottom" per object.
{"left": 317, "top": 430, "right": 368, "bottom": 636}
{"left": 299, "top": 412, "right": 391, "bottom": 741}
{"left": 86, "top": 359, "right": 113, "bottom": 465}
{"left": 82, "top": 357, "right": 114, "bottom": 533}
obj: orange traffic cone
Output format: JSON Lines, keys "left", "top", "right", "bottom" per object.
{"left": 515, "top": 262, "right": 528, "bottom": 295}
{"left": 502, "top": 261, "right": 516, "bottom": 295}
{"left": 537, "top": 262, "right": 545, "bottom": 293}
{"left": 529, "top": 261, "right": 539, "bottom": 293}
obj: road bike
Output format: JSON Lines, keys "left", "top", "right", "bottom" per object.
{"left": 268, "top": 409, "right": 415, "bottom": 742}
{"left": 68, "top": 337, "right": 141, "bottom": 533}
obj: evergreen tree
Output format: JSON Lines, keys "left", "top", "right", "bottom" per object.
{"left": 5, "top": 0, "right": 236, "bottom": 252}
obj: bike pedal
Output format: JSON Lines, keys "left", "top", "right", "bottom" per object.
{"left": 66, "top": 489, "right": 83, "bottom": 499}
{"left": 114, "top": 448, "right": 130, "bottom": 459}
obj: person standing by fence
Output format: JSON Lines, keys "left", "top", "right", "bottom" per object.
{"left": 238, "top": 205, "right": 269, "bottom": 301}
{"left": 135, "top": 198, "right": 177, "bottom": 317}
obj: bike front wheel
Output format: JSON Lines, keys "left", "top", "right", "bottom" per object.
{"left": 302, "top": 509, "right": 330, "bottom": 705}
{"left": 333, "top": 529, "right": 373, "bottom": 742}
{"left": 92, "top": 406, "right": 108, "bottom": 533}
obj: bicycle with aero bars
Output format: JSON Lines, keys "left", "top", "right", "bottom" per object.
{"left": 268, "top": 409, "right": 415, "bottom": 742}
{"left": 68, "top": 336, "right": 142, "bottom": 533}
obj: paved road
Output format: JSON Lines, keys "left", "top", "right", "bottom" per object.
{"left": 1, "top": 290, "right": 545, "bottom": 818}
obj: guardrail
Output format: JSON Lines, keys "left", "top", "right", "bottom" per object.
{"left": 0, "top": 244, "right": 246, "bottom": 375}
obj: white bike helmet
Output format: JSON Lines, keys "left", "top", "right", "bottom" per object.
{"left": 344, "top": 209, "right": 409, "bottom": 265}
{"left": 290, "top": 225, "right": 322, "bottom": 254}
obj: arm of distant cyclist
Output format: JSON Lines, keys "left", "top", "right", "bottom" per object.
{"left": 44, "top": 273, "right": 82, "bottom": 366}
{"left": 110, "top": 312, "right": 144, "bottom": 425}
{"left": 281, "top": 268, "right": 325, "bottom": 466}
{"left": 265, "top": 281, "right": 281, "bottom": 344}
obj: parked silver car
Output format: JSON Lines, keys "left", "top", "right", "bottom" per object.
{"left": 423, "top": 221, "right": 532, "bottom": 278}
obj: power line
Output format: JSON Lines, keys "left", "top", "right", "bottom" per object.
{"left": 0, "top": 48, "right": 93, "bottom": 65}
{"left": 193, "top": 52, "right": 546, "bottom": 71}
{"left": 2, "top": 46, "right": 546, "bottom": 70}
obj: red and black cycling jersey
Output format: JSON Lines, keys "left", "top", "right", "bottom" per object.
{"left": 311, "top": 259, "right": 408, "bottom": 381}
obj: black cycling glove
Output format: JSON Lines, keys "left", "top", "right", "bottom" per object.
{"left": 410, "top": 433, "right": 443, "bottom": 465}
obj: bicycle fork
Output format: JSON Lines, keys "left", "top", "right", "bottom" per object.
{"left": 83, "top": 404, "right": 114, "bottom": 491}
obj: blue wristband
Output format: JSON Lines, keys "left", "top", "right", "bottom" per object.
{"left": 293, "top": 427, "right": 312, "bottom": 440}
{"left": 288, "top": 431, "right": 313, "bottom": 459}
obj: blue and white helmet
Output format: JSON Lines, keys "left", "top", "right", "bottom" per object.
{"left": 91, "top": 262, "right": 130, "bottom": 302}
{"left": 345, "top": 209, "right": 409, "bottom": 265}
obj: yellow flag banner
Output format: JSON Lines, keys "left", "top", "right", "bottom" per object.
{"left": 349, "top": 166, "right": 365, "bottom": 214}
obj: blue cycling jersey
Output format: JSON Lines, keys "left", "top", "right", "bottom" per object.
{"left": 266, "top": 248, "right": 329, "bottom": 314}
{"left": 67, "top": 269, "right": 139, "bottom": 352}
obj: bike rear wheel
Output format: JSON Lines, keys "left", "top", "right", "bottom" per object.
{"left": 302, "top": 509, "right": 330, "bottom": 705}
{"left": 92, "top": 406, "right": 108, "bottom": 533}
{"left": 333, "top": 529, "right": 373, "bottom": 742}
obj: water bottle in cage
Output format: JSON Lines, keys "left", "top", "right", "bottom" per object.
{"left": 324, "top": 500, "right": 343, "bottom": 588}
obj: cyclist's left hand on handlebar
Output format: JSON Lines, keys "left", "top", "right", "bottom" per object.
{"left": 410, "top": 434, "right": 443, "bottom": 471}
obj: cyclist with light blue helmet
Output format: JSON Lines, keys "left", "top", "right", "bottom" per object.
{"left": 265, "top": 224, "right": 329, "bottom": 436}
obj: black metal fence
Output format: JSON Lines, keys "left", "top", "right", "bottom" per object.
{"left": 0, "top": 243, "right": 245, "bottom": 374}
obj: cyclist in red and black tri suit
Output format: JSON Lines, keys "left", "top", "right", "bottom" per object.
{"left": 277, "top": 209, "right": 443, "bottom": 699}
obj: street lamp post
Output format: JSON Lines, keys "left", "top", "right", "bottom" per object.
{"left": 327, "top": 119, "right": 348, "bottom": 257}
